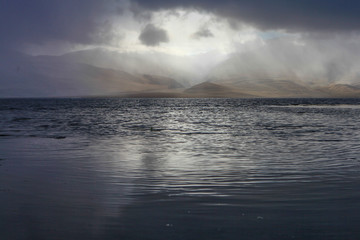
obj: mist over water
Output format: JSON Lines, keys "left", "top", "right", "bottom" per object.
{"left": 1, "top": 98, "right": 360, "bottom": 240}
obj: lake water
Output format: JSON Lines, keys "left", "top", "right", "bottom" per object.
{"left": 1, "top": 98, "right": 360, "bottom": 240}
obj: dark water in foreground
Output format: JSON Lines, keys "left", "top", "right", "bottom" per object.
{"left": 1, "top": 98, "right": 360, "bottom": 240}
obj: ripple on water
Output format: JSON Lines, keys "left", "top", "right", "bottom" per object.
{"left": 0, "top": 98, "right": 360, "bottom": 239}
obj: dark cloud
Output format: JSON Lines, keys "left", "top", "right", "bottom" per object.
{"left": 0, "top": 0, "right": 115, "bottom": 50}
{"left": 192, "top": 28, "right": 214, "bottom": 39}
{"left": 134, "top": 0, "right": 360, "bottom": 32}
{"left": 3, "top": 0, "right": 358, "bottom": 52}
{"left": 139, "top": 24, "right": 169, "bottom": 46}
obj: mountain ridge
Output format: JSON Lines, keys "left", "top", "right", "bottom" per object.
{"left": 2, "top": 49, "right": 360, "bottom": 98}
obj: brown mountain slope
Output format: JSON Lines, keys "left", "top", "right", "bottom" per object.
{"left": 316, "top": 84, "right": 360, "bottom": 98}
{"left": 183, "top": 82, "right": 256, "bottom": 98}
{"left": 210, "top": 78, "right": 325, "bottom": 98}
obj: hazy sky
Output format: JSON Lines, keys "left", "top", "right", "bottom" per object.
{"left": 1, "top": 0, "right": 360, "bottom": 87}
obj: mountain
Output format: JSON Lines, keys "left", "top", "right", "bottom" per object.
{"left": 207, "top": 38, "right": 360, "bottom": 87}
{"left": 184, "top": 82, "right": 255, "bottom": 98}
{"left": 0, "top": 51, "right": 183, "bottom": 97}
{"left": 53, "top": 48, "right": 208, "bottom": 87}
{"left": 205, "top": 46, "right": 360, "bottom": 98}
{"left": 2, "top": 48, "right": 360, "bottom": 98}
{"left": 207, "top": 78, "right": 360, "bottom": 98}
{"left": 209, "top": 78, "right": 321, "bottom": 97}
{"left": 316, "top": 84, "right": 360, "bottom": 98}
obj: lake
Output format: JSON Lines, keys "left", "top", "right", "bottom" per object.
{"left": 1, "top": 98, "right": 360, "bottom": 240}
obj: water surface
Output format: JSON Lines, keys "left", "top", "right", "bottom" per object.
{"left": 1, "top": 98, "right": 360, "bottom": 239}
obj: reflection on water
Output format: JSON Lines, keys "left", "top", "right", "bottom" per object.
{"left": 0, "top": 98, "right": 360, "bottom": 239}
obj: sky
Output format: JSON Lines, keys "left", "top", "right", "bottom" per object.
{"left": 1, "top": 0, "right": 360, "bottom": 90}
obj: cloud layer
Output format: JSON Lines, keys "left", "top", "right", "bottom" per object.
{"left": 0, "top": 0, "right": 112, "bottom": 49}
{"left": 3, "top": 0, "right": 360, "bottom": 52}
{"left": 192, "top": 27, "right": 214, "bottom": 39}
{"left": 134, "top": 0, "right": 360, "bottom": 32}
{"left": 139, "top": 24, "right": 169, "bottom": 46}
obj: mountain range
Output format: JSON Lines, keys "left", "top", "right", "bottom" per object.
{"left": 1, "top": 48, "right": 360, "bottom": 98}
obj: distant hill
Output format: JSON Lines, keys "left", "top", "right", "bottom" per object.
{"left": 54, "top": 48, "right": 206, "bottom": 87}
{"left": 185, "top": 82, "right": 231, "bottom": 92}
{"left": 209, "top": 78, "right": 321, "bottom": 97}
{"left": 316, "top": 84, "right": 360, "bottom": 98}
{"left": 184, "top": 82, "right": 255, "bottom": 98}
{"left": 208, "top": 78, "right": 360, "bottom": 98}
{"left": 204, "top": 42, "right": 360, "bottom": 98}
{"left": 2, "top": 49, "right": 360, "bottom": 98}
{"left": 0, "top": 51, "right": 183, "bottom": 97}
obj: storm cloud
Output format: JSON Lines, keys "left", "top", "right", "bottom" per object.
{"left": 0, "top": 0, "right": 116, "bottom": 50}
{"left": 192, "top": 27, "right": 214, "bottom": 39}
{"left": 134, "top": 0, "right": 360, "bottom": 32}
{"left": 3, "top": 0, "right": 360, "bottom": 51}
{"left": 139, "top": 24, "right": 169, "bottom": 46}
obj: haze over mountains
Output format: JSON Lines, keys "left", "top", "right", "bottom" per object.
{"left": 1, "top": 47, "right": 360, "bottom": 98}
{"left": 2, "top": 1, "right": 360, "bottom": 98}
{"left": 0, "top": 49, "right": 187, "bottom": 97}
